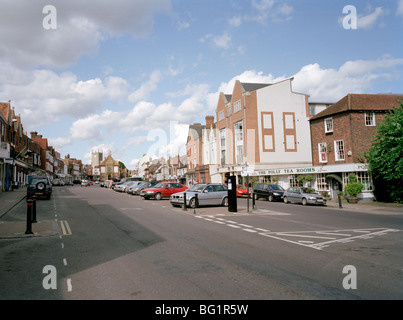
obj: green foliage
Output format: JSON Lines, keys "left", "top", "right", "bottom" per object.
{"left": 118, "top": 161, "right": 126, "bottom": 170}
{"left": 344, "top": 182, "right": 364, "bottom": 197}
{"left": 366, "top": 102, "right": 403, "bottom": 203}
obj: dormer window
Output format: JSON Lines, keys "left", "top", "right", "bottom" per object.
{"left": 324, "top": 117, "right": 333, "bottom": 133}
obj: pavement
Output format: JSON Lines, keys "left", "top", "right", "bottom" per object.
{"left": 0, "top": 188, "right": 402, "bottom": 239}
{"left": 0, "top": 187, "right": 58, "bottom": 239}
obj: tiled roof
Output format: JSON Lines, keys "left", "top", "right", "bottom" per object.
{"left": 310, "top": 94, "right": 403, "bottom": 120}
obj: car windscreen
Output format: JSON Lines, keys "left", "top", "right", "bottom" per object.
{"left": 187, "top": 184, "right": 206, "bottom": 192}
{"left": 270, "top": 184, "right": 284, "bottom": 191}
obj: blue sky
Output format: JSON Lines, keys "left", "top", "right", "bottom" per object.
{"left": 1, "top": 0, "right": 402, "bottom": 169}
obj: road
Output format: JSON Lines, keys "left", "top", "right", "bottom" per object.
{"left": 1, "top": 185, "right": 402, "bottom": 300}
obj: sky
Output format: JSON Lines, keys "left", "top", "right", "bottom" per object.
{"left": 1, "top": 0, "right": 402, "bottom": 169}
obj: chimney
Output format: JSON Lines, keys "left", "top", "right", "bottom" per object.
{"left": 30, "top": 131, "right": 38, "bottom": 139}
{"left": 205, "top": 115, "right": 214, "bottom": 127}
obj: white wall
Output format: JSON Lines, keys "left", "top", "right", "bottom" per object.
{"left": 256, "top": 79, "right": 312, "bottom": 166}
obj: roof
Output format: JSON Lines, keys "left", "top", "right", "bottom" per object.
{"left": 310, "top": 94, "right": 403, "bottom": 120}
{"left": 239, "top": 82, "right": 271, "bottom": 92}
{"left": 99, "top": 154, "right": 119, "bottom": 166}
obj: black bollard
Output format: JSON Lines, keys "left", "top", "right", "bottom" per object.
{"left": 338, "top": 194, "right": 343, "bottom": 209}
{"left": 183, "top": 192, "right": 187, "bottom": 211}
{"left": 194, "top": 193, "right": 198, "bottom": 214}
{"left": 25, "top": 200, "right": 33, "bottom": 235}
{"left": 32, "top": 196, "right": 37, "bottom": 223}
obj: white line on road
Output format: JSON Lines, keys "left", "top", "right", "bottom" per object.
{"left": 63, "top": 258, "right": 67, "bottom": 266}
{"left": 67, "top": 279, "right": 72, "bottom": 292}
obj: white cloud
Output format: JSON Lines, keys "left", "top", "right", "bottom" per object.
{"left": 207, "top": 56, "right": 403, "bottom": 105}
{"left": 200, "top": 33, "right": 232, "bottom": 50}
{"left": 398, "top": 0, "right": 403, "bottom": 17}
{"left": 0, "top": 62, "right": 130, "bottom": 131}
{"left": 70, "top": 110, "right": 121, "bottom": 140}
{"left": 0, "top": 0, "right": 172, "bottom": 68}
{"left": 358, "top": 7, "right": 385, "bottom": 29}
{"left": 292, "top": 56, "right": 403, "bottom": 101}
{"left": 128, "top": 70, "right": 163, "bottom": 102}
{"left": 228, "top": 16, "right": 242, "bottom": 27}
{"left": 251, "top": 0, "right": 293, "bottom": 24}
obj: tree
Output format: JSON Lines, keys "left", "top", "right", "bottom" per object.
{"left": 366, "top": 102, "right": 403, "bottom": 203}
{"left": 118, "top": 161, "right": 126, "bottom": 170}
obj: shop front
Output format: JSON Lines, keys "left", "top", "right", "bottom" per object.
{"left": 242, "top": 163, "right": 373, "bottom": 201}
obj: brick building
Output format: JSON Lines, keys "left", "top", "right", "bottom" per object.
{"left": 309, "top": 93, "right": 403, "bottom": 200}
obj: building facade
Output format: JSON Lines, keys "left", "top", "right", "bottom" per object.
{"left": 309, "top": 93, "right": 403, "bottom": 200}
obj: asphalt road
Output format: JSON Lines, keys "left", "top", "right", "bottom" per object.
{"left": 1, "top": 185, "right": 402, "bottom": 300}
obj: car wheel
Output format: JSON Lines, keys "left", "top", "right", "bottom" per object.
{"left": 155, "top": 193, "right": 162, "bottom": 200}
{"left": 268, "top": 195, "right": 273, "bottom": 202}
{"left": 283, "top": 196, "right": 288, "bottom": 204}
{"left": 255, "top": 194, "right": 259, "bottom": 200}
{"left": 302, "top": 198, "right": 307, "bottom": 206}
{"left": 189, "top": 198, "right": 197, "bottom": 209}
{"left": 222, "top": 197, "right": 229, "bottom": 207}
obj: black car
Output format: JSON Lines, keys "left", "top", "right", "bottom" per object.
{"left": 253, "top": 183, "right": 285, "bottom": 202}
{"left": 27, "top": 176, "right": 53, "bottom": 200}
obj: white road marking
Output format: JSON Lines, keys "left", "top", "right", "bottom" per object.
{"left": 67, "top": 279, "right": 72, "bottom": 292}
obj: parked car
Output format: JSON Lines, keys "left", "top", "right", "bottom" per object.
{"left": 115, "top": 181, "right": 142, "bottom": 193}
{"left": 170, "top": 183, "right": 228, "bottom": 208}
{"left": 52, "top": 179, "right": 63, "bottom": 186}
{"left": 253, "top": 183, "right": 285, "bottom": 202}
{"left": 283, "top": 187, "right": 327, "bottom": 206}
{"left": 140, "top": 182, "right": 187, "bottom": 200}
{"left": 27, "top": 176, "right": 52, "bottom": 200}
{"left": 236, "top": 185, "right": 251, "bottom": 198}
{"left": 128, "top": 181, "right": 157, "bottom": 195}
{"left": 81, "top": 180, "right": 90, "bottom": 187}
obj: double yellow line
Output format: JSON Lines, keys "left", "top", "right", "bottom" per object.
{"left": 59, "top": 220, "right": 72, "bottom": 236}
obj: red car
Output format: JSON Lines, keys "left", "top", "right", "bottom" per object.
{"left": 140, "top": 182, "right": 188, "bottom": 200}
{"left": 236, "top": 185, "right": 252, "bottom": 198}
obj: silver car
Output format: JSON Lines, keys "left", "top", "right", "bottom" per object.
{"left": 283, "top": 187, "right": 326, "bottom": 206}
{"left": 170, "top": 183, "right": 228, "bottom": 208}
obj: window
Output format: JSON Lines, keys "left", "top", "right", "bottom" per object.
{"left": 334, "top": 140, "right": 345, "bottom": 161}
{"left": 227, "top": 104, "right": 232, "bottom": 117}
{"left": 218, "top": 110, "right": 225, "bottom": 121}
{"left": 261, "top": 112, "right": 275, "bottom": 152}
{"left": 220, "top": 129, "right": 226, "bottom": 166}
{"left": 318, "top": 142, "right": 327, "bottom": 163}
{"left": 365, "top": 112, "right": 376, "bottom": 126}
{"left": 356, "top": 171, "right": 372, "bottom": 191}
{"left": 235, "top": 121, "right": 244, "bottom": 164}
{"left": 316, "top": 174, "right": 329, "bottom": 191}
{"left": 234, "top": 100, "right": 241, "bottom": 113}
{"left": 324, "top": 118, "right": 333, "bottom": 133}
{"left": 288, "top": 175, "right": 299, "bottom": 187}
{"left": 283, "top": 112, "right": 297, "bottom": 152}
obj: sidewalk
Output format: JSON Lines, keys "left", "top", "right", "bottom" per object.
{"left": 0, "top": 188, "right": 58, "bottom": 239}
{"left": 0, "top": 187, "right": 27, "bottom": 218}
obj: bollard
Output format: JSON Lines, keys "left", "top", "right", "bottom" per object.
{"left": 32, "top": 196, "right": 37, "bottom": 223}
{"left": 25, "top": 200, "right": 33, "bottom": 235}
{"left": 194, "top": 193, "right": 198, "bottom": 214}
{"left": 252, "top": 193, "right": 256, "bottom": 210}
{"left": 338, "top": 194, "right": 343, "bottom": 209}
{"left": 183, "top": 192, "right": 187, "bottom": 211}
